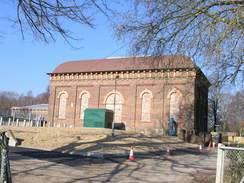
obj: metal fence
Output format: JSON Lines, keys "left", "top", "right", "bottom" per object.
{"left": 0, "top": 132, "right": 12, "bottom": 183}
{"left": 216, "top": 144, "right": 244, "bottom": 183}
{"left": 0, "top": 117, "right": 73, "bottom": 128}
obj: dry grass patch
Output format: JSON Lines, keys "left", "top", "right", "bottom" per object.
{"left": 1, "top": 126, "right": 198, "bottom": 154}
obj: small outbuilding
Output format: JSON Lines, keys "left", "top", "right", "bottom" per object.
{"left": 83, "top": 108, "right": 113, "bottom": 128}
{"left": 11, "top": 104, "right": 48, "bottom": 121}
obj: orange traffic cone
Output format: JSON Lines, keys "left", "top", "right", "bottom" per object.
{"left": 207, "top": 141, "right": 212, "bottom": 150}
{"left": 197, "top": 144, "right": 204, "bottom": 152}
{"left": 165, "top": 145, "right": 172, "bottom": 155}
{"left": 129, "top": 147, "right": 135, "bottom": 161}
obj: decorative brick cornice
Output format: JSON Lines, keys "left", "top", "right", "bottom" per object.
{"left": 49, "top": 68, "right": 196, "bottom": 81}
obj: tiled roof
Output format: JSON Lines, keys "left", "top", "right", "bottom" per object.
{"left": 51, "top": 55, "right": 197, "bottom": 74}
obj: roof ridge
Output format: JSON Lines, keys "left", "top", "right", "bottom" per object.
{"left": 51, "top": 55, "right": 196, "bottom": 74}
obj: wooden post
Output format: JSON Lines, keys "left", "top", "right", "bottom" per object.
{"left": 216, "top": 143, "right": 225, "bottom": 183}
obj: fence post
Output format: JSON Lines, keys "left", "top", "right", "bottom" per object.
{"left": 0, "top": 132, "right": 12, "bottom": 182}
{"left": 16, "top": 119, "right": 19, "bottom": 126}
{"left": 8, "top": 118, "right": 11, "bottom": 126}
{"left": 241, "top": 177, "right": 244, "bottom": 183}
{"left": 0, "top": 117, "right": 2, "bottom": 125}
{"left": 23, "top": 120, "right": 26, "bottom": 127}
{"left": 216, "top": 143, "right": 225, "bottom": 183}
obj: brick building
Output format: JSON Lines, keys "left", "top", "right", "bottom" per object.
{"left": 47, "top": 55, "right": 210, "bottom": 135}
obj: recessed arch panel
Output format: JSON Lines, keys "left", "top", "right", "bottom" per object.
{"left": 104, "top": 90, "right": 124, "bottom": 122}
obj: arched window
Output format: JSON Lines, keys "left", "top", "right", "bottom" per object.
{"left": 168, "top": 89, "right": 182, "bottom": 121}
{"left": 58, "top": 92, "right": 68, "bottom": 119}
{"left": 80, "top": 92, "right": 90, "bottom": 120}
{"left": 140, "top": 90, "right": 153, "bottom": 121}
{"left": 105, "top": 92, "right": 123, "bottom": 122}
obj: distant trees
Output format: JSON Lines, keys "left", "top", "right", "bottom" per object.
{"left": 208, "top": 67, "right": 243, "bottom": 133}
{"left": 0, "top": 87, "right": 49, "bottom": 115}
{"left": 208, "top": 86, "right": 244, "bottom": 133}
{"left": 225, "top": 90, "right": 244, "bottom": 132}
{"left": 0, "top": 91, "right": 19, "bottom": 115}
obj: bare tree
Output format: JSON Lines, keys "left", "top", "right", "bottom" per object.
{"left": 225, "top": 89, "right": 244, "bottom": 132}
{"left": 208, "top": 69, "right": 244, "bottom": 132}
{"left": 115, "top": 0, "right": 244, "bottom": 83}
{"left": 35, "top": 86, "right": 49, "bottom": 104}
{"left": 1, "top": 0, "right": 109, "bottom": 44}
{"left": 0, "top": 88, "right": 50, "bottom": 116}
{"left": 0, "top": 91, "right": 19, "bottom": 115}
{"left": 208, "top": 71, "right": 224, "bottom": 131}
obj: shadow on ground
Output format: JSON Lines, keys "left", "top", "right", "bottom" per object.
{"left": 10, "top": 145, "right": 216, "bottom": 183}
{"left": 52, "top": 133, "right": 191, "bottom": 154}
{"left": 9, "top": 134, "right": 216, "bottom": 183}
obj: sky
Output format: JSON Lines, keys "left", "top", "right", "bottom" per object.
{"left": 0, "top": 1, "right": 242, "bottom": 96}
{"left": 0, "top": 1, "right": 127, "bottom": 96}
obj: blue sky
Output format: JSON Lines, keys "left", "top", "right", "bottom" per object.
{"left": 0, "top": 1, "right": 242, "bottom": 96}
{"left": 0, "top": 1, "right": 127, "bottom": 96}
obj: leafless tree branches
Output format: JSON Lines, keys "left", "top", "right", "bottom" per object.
{"left": 14, "top": 0, "right": 109, "bottom": 44}
{"left": 0, "top": 87, "right": 49, "bottom": 115}
{"left": 115, "top": 0, "right": 244, "bottom": 83}
{"left": 1, "top": 1, "right": 243, "bottom": 83}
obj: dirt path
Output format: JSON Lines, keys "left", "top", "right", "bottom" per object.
{"left": 10, "top": 147, "right": 217, "bottom": 183}
{"left": 4, "top": 126, "right": 218, "bottom": 182}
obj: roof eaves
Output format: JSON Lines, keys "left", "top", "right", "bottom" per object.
{"left": 48, "top": 67, "right": 196, "bottom": 75}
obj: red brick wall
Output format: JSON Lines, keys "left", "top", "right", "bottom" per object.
{"left": 48, "top": 69, "right": 208, "bottom": 133}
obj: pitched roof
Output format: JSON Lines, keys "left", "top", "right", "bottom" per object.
{"left": 51, "top": 55, "right": 197, "bottom": 74}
